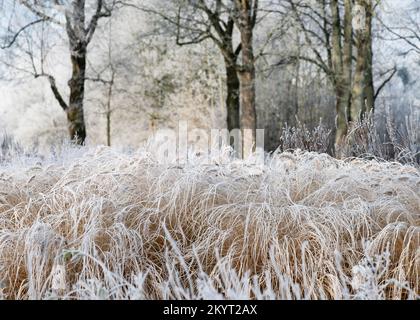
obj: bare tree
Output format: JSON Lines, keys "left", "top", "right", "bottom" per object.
{"left": 125, "top": 0, "right": 242, "bottom": 135}
{"left": 279, "top": 0, "right": 352, "bottom": 149}
{"left": 276, "top": 0, "right": 397, "bottom": 154}
{"left": 128, "top": 0, "right": 261, "bottom": 152}
{"left": 1, "top": 1, "right": 115, "bottom": 144}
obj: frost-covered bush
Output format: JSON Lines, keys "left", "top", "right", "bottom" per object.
{"left": 342, "top": 109, "right": 419, "bottom": 166}
{"left": 279, "top": 119, "right": 331, "bottom": 154}
{"left": 279, "top": 109, "right": 419, "bottom": 167}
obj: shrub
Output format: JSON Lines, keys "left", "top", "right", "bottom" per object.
{"left": 279, "top": 118, "right": 331, "bottom": 154}
{"left": 279, "top": 109, "right": 419, "bottom": 167}
{"left": 341, "top": 109, "right": 419, "bottom": 166}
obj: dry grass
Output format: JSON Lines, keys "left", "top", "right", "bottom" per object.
{"left": 0, "top": 145, "right": 419, "bottom": 300}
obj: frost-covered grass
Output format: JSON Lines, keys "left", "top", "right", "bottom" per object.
{"left": 0, "top": 145, "right": 418, "bottom": 300}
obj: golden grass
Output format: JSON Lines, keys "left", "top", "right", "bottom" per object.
{"left": 0, "top": 146, "right": 418, "bottom": 299}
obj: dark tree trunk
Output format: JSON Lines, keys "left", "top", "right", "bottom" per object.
{"left": 67, "top": 48, "right": 87, "bottom": 145}
{"left": 236, "top": 0, "right": 258, "bottom": 157}
{"left": 330, "top": 0, "right": 352, "bottom": 154}
{"left": 239, "top": 32, "right": 257, "bottom": 156}
{"left": 335, "top": 86, "right": 350, "bottom": 147}
{"left": 63, "top": 0, "right": 107, "bottom": 145}
{"left": 106, "top": 111, "right": 111, "bottom": 147}
{"left": 364, "top": 1, "right": 374, "bottom": 114}
{"left": 65, "top": 0, "right": 88, "bottom": 145}
{"left": 106, "top": 71, "right": 115, "bottom": 147}
{"left": 225, "top": 61, "right": 240, "bottom": 133}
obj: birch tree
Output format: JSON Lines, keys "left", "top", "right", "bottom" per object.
{"left": 351, "top": 0, "right": 374, "bottom": 121}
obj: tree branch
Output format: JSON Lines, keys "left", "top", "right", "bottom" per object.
{"left": 86, "top": 0, "right": 112, "bottom": 45}
{"left": 1, "top": 18, "right": 45, "bottom": 49}
{"left": 35, "top": 73, "right": 68, "bottom": 111}
{"left": 374, "top": 66, "right": 397, "bottom": 102}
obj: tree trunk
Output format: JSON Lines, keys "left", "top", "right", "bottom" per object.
{"left": 294, "top": 31, "right": 301, "bottom": 121}
{"left": 67, "top": 49, "right": 87, "bottom": 145}
{"left": 225, "top": 60, "right": 240, "bottom": 133}
{"left": 335, "top": 86, "right": 349, "bottom": 147}
{"left": 351, "top": 29, "right": 366, "bottom": 119}
{"left": 239, "top": 26, "right": 257, "bottom": 157}
{"left": 330, "top": 0, "right": 351, "bottom": 151}
{"left": 65, "top": 0, "right": 87, "bottom": 145}
{"left": 106, "top": 111, "right": 111, "bottom": 147}
{"left": 364, "top": 1, "right": 374, "bottom": 114}
{"left": 106, "top": 71, "right": 115, "bottom": 147}
{"left": 342, "top": 0, "right": 353, "bottom": 121}
{"left": 351, "top": 49, "right": 366, "bottom": 121}
{"left": 351, "top": 0, "right": 372, "bottom": 121}
{"left": 330, "top": 0, "right": 343, "bottom": 78}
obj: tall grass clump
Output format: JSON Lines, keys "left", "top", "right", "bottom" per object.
{"left": 0, "top": 145, "right": 418, "bottom": 300}
{"left": 279, "top": 119, "right": 331, "bottom": 154}
{"left": 342, "top": 109, "right": 419, "bottom": 166}
{"left": 281, "top": 109, "right": 419, "bottom": 167}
